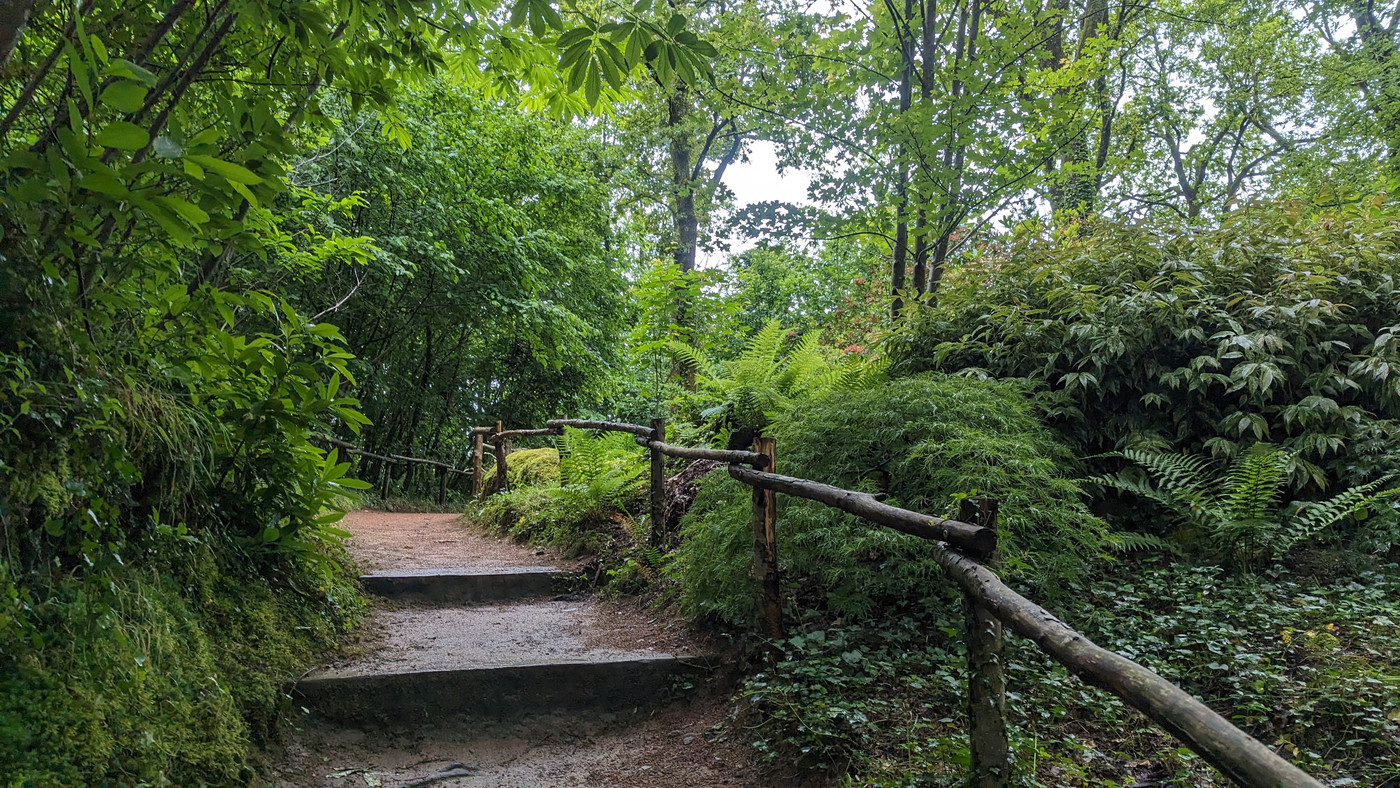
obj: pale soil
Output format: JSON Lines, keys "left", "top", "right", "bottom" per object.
{"left": 263, "top": 511, "right": 761, "bottom": 788}
{"left": 338, "top": 510, "right": 574, "bottom": 573}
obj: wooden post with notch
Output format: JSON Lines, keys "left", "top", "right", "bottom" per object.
{"left": 471, "top": 431, "right": 484, "bottom": 499}
{"left": 649, "top": 417, "right": 667, "bottom": 547}
{"left": 493, "top": 420, "right": 508, "bottom": 494}
{"left": 959, "top": 496, "right": 1008, "bottom": 787}
{"left": 751, "top": 436, "right": 782, "bottom": 641}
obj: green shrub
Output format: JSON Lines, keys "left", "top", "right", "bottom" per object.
{"left": 481, "top": 447, "right": 561, "bottom": 489}
{"left": 676, "top": 375, "right": 1108, "bottom": 626}
{"left": 0, "top": 533, "right": 361, "bottom": 785}
{"left": 888, "top": 201, "right": 1400, "bottom": 509}
{"left": 741, "top": 558, "right": 1400, "bottom": 784}
{"left": 474, "top": 428, "right": 646, "bottom": 558}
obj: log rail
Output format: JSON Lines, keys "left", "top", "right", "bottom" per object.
{"left": 323, "top": 419, "right": 1322, "bottom": 787}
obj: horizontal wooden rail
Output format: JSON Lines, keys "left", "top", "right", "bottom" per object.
{"left": 729, "top": 465, "right": 995, "bottom": 557}
{"left": 547, "top": 418, "right": 654, "bottom": 437}
{"left": 635, "top": 437, "right": 769, "bottom": 468}
{"left": 389, "top": 453, "right": 455, "bottom": 470}
{"left": 928, "top": 545, "right": 1321, "bottom": 787}
{"left": 494, "top": 427, "right": 562, "bottom": 439}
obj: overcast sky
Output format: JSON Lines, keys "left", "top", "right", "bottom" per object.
{"left": 699, "top": 140, "right": 815, "bottom": 268}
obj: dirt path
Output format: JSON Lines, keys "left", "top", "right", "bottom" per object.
{"left": 263, "top": 511, "right": 759, "bottom": 788}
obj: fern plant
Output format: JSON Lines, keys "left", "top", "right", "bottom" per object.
{"left": 1091, "top": 444, "right": 1397, "bottom": 567}
{"left": 551, "top": 427, "right": 644, "bottom": 517}
{"left": 670, "top": 319, "right": 882, "bottom": 447}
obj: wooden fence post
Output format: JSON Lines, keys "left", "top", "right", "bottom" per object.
{"left": 380, "top": 458, "right": 391, "bottom": 501}
{"left": 751, "top": 437, "right": 782, "bottom": 641}
{"left": 959, "top": 496, "right": 1008, "bottom": 787}
{"left": 471, "top": 432, "right": 485, "bottom": 499}
{"left": 493, "top": 420, "right": 508, "bottom": 493}
{"left": 649, "top": 417, "right": 667, "bottom": 547}
{"left": 437, "top": 465, "right": 447, "bottom": 506}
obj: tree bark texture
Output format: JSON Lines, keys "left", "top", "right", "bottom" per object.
{"left": 959, "top": 498, "right": 1008, "bottom": 786}
{"left": 0, "top": 0, "right": 36, "bottom": 72}
{"left": 751, "top": 437, "right": 782, "bottom": 641}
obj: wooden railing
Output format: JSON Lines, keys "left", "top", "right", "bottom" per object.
{"left": 330, "top": 420, "right": 1321, "bottom": 787}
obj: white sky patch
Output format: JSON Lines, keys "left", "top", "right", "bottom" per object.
{"left": 700, "top": 140, "right": 816, "bottom": 268}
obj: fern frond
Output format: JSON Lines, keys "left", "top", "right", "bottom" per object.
{"left": 1221, "top": 444, "right": 1289, "bottom": 522}
{"left": 1115, "top": 449, "right": 1212, "bottom": 497}
{"left": 666, "top": 340, "right": 719, "bottom": 381}
{"left": 1272, "top": 475, "right": 1398, "bottom": 558}
{"left": 732, "top": 319, "right": 787, "bottom": 384}
{"left": 1104, "top": 531, "right": 1180, "bottom": 554}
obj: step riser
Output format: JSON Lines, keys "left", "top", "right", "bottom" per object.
{"left": 294, "top": 658, "right": 706, "bottom": 726}
{"left": 361, "top": 571, "right": 564, "bottom": 604}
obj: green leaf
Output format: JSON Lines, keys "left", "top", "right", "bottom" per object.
{"left": 184, "top": 154, "right": 263, "bottom": 184}
{"left": 106, "top": 58, "right": 157, "bottom": 85}
{"left": 78, "top": 170, "right": 129, "bottom": 198}
{"left": 152, "top": 195, "right": 210, "bottom": 226}
{"left": 100, "top": 81, "right": 148, "bottom": 114}
{"left": 584, "top": 61, "right": 603, "bottom": 107}
{"left": 666, "top": 13, "right": 686, "bottom": 35}
{"left": 94, "top": 121, "right": 150, "bottom": 150}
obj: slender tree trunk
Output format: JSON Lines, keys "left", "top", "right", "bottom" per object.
{"left": 668, "top": 84, "right": 698, "bottom": 390}
{"left": 891, "top": 0, "right": 915, "bottom": 317}
{"left": 0, "top": 0, "right": 36, "bottom": 71}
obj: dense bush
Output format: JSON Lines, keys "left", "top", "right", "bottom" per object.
{"left": 888, "top": 201, "right": 1400, "bottom": 506}
{"left": 675, "top": 375, "right": 1109, "bottom": 626}
{"left": 0, "top": 533, "right": 360, "bottom": 784}
{"left": 480, "top": 447, "right": 561, "bottom": 490}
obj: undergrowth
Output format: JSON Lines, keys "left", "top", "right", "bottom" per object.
{"left": 473, "top": 429, "right": 652, "bottom": 571}
{"left": 738, "top": 557, "right": 1400, "bottom": 785}
{"left": 0, "top": 529, "right": 361, "bottom": 785}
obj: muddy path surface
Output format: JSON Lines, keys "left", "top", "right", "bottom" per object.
{"left": 262, "top": 511, "right": 762, "bottom": 788}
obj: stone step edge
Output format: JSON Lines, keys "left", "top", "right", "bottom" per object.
{"left": 293, "top": 655, "right": 712, "bottom": 726}
{"left": 359, "top": 568, "right": 577, "bottom": 604}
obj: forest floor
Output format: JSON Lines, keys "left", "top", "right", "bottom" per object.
{"left": 260, "top": 511, "right": 762, "bottom": 788}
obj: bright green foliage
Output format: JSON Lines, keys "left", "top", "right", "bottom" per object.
{"left": 725, "top": 242, "right": 891, "bottom": 350}
{"left": 286, "top": 84, "right": 627, "bottom": 471}
{"left": 1092, "top": 444, "right": 1397, "bottom": 567}
{"left": 475, "top": 428, "right": 645, "bottom": 557}
{"left": 676, "top": 375, "right": 1108, "bottom": 626}
{"left": 670, "top": 320, "right": 882, "bottom": 447}
{"left": 481, "top": 448, "right": 561, "bottom": 490}
{"left": 889, "top": 201, "right": 1400, "bottom": 504}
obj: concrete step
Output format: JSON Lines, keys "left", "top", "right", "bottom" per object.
{"left": 293, "top": 601, "right": 709, "bottom": 725}
{"left": 294, "top": 656, "right": 708, "bottom": 725}
{"left": 360, "top": 567, "right": 568, "bottom": 605}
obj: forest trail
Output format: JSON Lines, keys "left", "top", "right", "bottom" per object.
{"left": 265, "top": 511, "right": 758, "bottom": 787}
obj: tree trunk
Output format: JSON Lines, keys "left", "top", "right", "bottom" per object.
{"left": 668, "top": 85, "right": 699, "bottom": 389}
{"left": 891, "top": 0, "right": 915, "bottom": 317}
{"left": 0, "top": 0, "right": 36, "bottom": 72}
